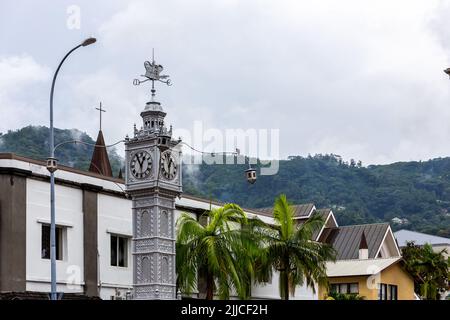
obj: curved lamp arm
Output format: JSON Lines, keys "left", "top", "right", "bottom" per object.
{"left": 49, "top": 37, "right": 96, "bottom": 158}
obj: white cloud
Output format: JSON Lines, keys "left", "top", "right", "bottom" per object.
{"left": 0, "top": 54, "right": 51, "bottom": 133}
{"left": 3, "top": 0, "right": 450, "bottom": 164}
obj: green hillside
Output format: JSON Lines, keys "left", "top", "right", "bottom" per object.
{"left": 0, "top": 126, "right": 123, "bottom": 177}
{"left": 183, "top": 154, "right": 450, "bottom": 237}
{"left": 1, "top": 126, "right": 449, "bottom": 237}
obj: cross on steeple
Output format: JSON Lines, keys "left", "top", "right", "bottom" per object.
{"left": 95, "top": 102, "right": 106, "bottom": 131}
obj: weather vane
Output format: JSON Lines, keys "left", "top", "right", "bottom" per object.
{"left": 133, "top": 49, "right": 171, "bottom": 101}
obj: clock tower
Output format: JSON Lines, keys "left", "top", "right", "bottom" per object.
{"left": 125, "top": 56, "right": 182, "bottom": 300}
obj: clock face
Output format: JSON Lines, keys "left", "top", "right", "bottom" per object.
{"left": 160, "top": 151, "right": 177, "bottom": 180}
{"left": 130, "top": 151, "right": 153, "bottom": 179}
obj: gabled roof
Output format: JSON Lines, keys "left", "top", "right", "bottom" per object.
{"left": 326, "top": 257, "right": 402, "bottom": 277}
{"left": 310, "top": 208, "right": 336, "bottom": 241}
{"left": 359, "top": 232, "right": 368, "bottom": 249}
{"left": 89, "top": 130, "right": 113, "bottom": 177}
{"left": 258, "top": 203, "right": 315, "bottom": 218}
{"left": 394, "top": 229, "right": 450, "bottom": 247}
{"left": 319, "top": 223, "right": 390, "bottom": 260}
{"left": 315, "top": 208, "right": 333, "bottom": 217}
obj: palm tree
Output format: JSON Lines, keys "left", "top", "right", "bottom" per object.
{"left": 255, "top": 194, "right": 336, "bottom": 300}
{"left": 176, "top": 203, "right": 257, "bottom": 299}
{"left": 402, "top": 242, "right": 449, "bottom": 300}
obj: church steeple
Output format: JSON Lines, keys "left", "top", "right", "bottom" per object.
{"left": 89, "top": 130, "right": 113, "bottom": 177}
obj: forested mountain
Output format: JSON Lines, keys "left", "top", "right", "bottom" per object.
{"left": 0, "top": 126, "right": 123, "bottom": 177}
{"left": 1, "top": 126, "right": 449, "bottom": 237}
{"left": 183, "top": 155, "right": 450, "bottom": 237}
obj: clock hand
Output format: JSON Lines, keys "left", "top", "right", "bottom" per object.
{"left": 137, "top": 155, "right": 144, "bottom": 169}
{"left": 164, "top": 160, "right": 169, "bottom": 173}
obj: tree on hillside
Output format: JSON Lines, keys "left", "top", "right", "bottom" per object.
{"left": 402, "top": 241, "right": 449, "bottom": 300}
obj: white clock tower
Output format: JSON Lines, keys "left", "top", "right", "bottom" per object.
{"left": 125, "top": 56, "right": 182, "bottom": 299}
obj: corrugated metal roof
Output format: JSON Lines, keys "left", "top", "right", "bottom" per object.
{"left": 258, "top": 203, "right": 315, "bottom": 218}
{"left": 394, "top": 229, "right": 450, "bottom": 247}
{"left": 326, "top": 257, "right": 401, "bottom": 277}
{"left": 320, "top": 223, "right": 389, "bottom": 260}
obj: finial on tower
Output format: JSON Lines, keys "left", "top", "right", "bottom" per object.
{"left": 133, "top": 49, "right": 172, "bottom": 101}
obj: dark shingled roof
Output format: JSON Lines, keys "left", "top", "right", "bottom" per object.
{"left": 258, "top": 203, "right": 315, "bottom": 218}
{"left": 319, "top": 223, "right": 389, "bottom": 260}
{"left": 89, "top": 130, "right": 113, "bottom": 177}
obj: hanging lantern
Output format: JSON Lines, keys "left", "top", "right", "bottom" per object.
{"left": 444, "top": 67, "right": 450, "bottom": 78}
{"left": 245, "top": 165, "right": 257, "bottom": 184}
{"left": 46, "top": 157, "right": 58, "bottom": 173}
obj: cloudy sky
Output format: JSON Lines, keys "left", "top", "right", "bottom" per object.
{"left": 2, "top": 0, "right": 450, "bottom": 165}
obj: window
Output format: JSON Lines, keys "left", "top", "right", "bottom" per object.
{"left": 41, "top": 224, "right": 64, "bottom": 260}
{"left": 379, "top": 284, "right": 398, "bottom": 300}
{"left": 379, "top": 283, "right": 387, "bottom": 300}
{"left": 330, "top": 283, "right": 359, "bottom": 294}
{"left": 349, "top": 283, "right": 359, "bottom": 294}
{"left": 111, "top": 235, "right": 128, "bottom": 267}
{"left": 390, "top": 285, "right": 398, "bottom": 300}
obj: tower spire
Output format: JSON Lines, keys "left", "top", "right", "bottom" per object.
{"left": 89, "top": 103, "right": 112, "bottom": 177}
{"left": 88, "top": 130, "right": 113, "bottom": 177}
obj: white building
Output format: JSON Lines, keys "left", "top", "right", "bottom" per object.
{"left": 0, "top": 152, "right": 320, "bottom": 299}
{"left": 0, "top": 149, "right": 404, "bottom": 300}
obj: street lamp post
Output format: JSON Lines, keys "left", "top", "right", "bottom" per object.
{"left": 46, "top": 37, "right": 96, "bottom": 300}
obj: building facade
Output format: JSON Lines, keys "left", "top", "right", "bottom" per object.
{"left": 0, "top": 152, "right": 415, "bottom": 300}
{"left": 0, "top": 153, "right": 318, "bottom": 299}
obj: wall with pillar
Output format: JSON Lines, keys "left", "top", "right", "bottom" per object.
{"left": 0, "top": 168, "right": 28, "bottom": 292}
{"left": 97, "top": 192, "right": 132, "bottom": 300}
{"left": 25, "top": 178, "right": 85, "bottom": 293}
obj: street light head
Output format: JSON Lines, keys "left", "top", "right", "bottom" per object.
{"left": 444, "top": 68, "right": 450, "bottom": 77}
{"left": 81, "top": 37, "right": 97, "bottom": 47}
{"left": 245, "top": 167, "right": 257, "bottom": 184}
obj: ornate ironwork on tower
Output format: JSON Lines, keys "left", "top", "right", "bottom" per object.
{"left": 133, "top": 49, "right": 172, "bottom": 102}
{"left": 125, "top": 52, "right": 182, "bottom": 300}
